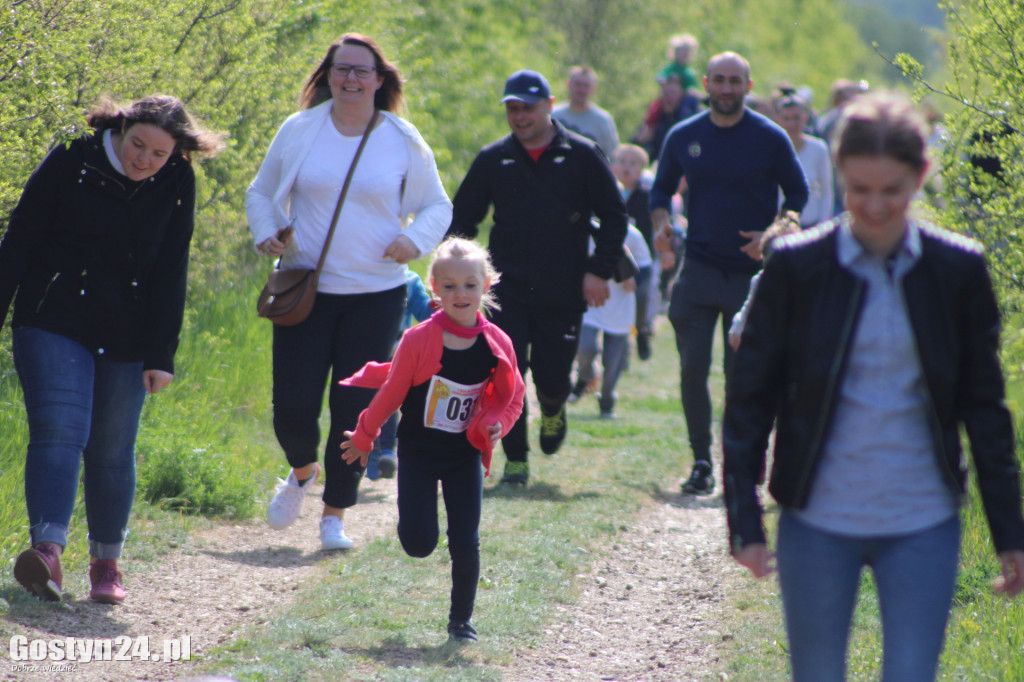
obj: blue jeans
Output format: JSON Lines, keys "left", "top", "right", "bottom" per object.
{"left": 576, "top": 325, "right": 629, "bottom": 412}
{"left": 776, "top": 511, "right": 961, "bottom": 682}
{"left": 14, "top": 327, "right": 147, "bottom": 559}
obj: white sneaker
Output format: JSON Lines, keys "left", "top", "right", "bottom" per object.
{"left": 319, "top": 516, "right": 354, "bottom": 550}
{"left": 266, "top": 463, "right": 319, "bottom": 530}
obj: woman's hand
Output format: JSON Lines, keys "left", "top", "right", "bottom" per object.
{"left": 383, "top": 234, "right": 420, "bottom": 264}
{"left": 340, "top": 430, "right": 370, "bottom": 467}
{"left": 257, "top": 226, "right": 293, "bottom": 258}
{"left": 733, "top": 542, "right": 775, "bottom": 579}
{"left": 993, "top": 550, "right": 1024, "bottom": 597}
{"left": 143, "top": 370, "right": 174, "bottom": 394}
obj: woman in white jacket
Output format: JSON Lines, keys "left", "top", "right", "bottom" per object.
{"left": 247, "top": 32, "right": 451, "bottom": 550}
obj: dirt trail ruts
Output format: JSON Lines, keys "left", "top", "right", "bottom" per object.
{"left": 2, "top": 475, "right": 739, "bottom": 681}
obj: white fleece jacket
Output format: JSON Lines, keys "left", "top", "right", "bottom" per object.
{"left": 246, "top": 102, "right": 452, "bottom": 272}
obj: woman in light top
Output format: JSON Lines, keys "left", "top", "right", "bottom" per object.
{"left": 247, "top": 33, "right": 451, "bottom": 550}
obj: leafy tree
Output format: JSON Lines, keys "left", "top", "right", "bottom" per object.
{"left": 889, "top": 0, "right": 1024, "bottom": 369}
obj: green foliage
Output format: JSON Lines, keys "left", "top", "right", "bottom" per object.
{"left": 136, "top": 436, "right": 259, "bottom": 518}
{"left": 920, "top": 0, "right": 1024, "bottom": 376}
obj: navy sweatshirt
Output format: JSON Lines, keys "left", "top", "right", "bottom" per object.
{"left": 650, "top": 109, "right": 808, "bottom": 273}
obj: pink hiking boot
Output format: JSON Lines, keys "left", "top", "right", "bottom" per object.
{"left": 89, "top": 559, "right": 126, "bottom": 604}
{"left": 14, "top": 542, "right": 63, "bottom": 602}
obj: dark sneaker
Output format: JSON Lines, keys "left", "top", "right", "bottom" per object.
{"left": 599, "top": 410, "right": 618, "bottom": 420}
{"left": 500, "top": 461, "right": 529, "bottom": 486}
{"left": 637, "top": 333, "right": 652, "bottom": 361}
{"left": 539, "top": 405, "right": 567, "bottom": 455}
{"left": 14, "top": 543, "right": 63, "bottom": 602}
{"left": 681, "top": 461, "right": 715, "bottom": 496}
{"left": 377, "top": 450, "right": 397, "bottom": 479}
{"left": 89, "top": 559, "right": 126, "bottom": 604}
{"left": 448, "top": 620, "right": 478, "bottom": 643}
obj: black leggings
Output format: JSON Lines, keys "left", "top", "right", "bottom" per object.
{"left": 272, "top": 286, "right": 405, "bottom": 509}
{"left": 397, "top": 446, "right": 483, "bottom": 623}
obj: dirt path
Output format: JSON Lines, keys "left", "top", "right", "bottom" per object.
{"left": 3, "top": 471, "right": 739, "bottom": 681}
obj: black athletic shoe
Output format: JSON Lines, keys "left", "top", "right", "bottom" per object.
{"left": 636, "top": 333, "right": 652, "bottom": 361}
{"left": 539, "top": 405, "right": 567, "bottom": 455}
{"left": 448, "top": 620, "right": 478, "bottom": 643}
{"left": 681, "top": 461, "right": 715, "bottom": 495}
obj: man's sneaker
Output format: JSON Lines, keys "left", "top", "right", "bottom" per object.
{"left": 447, "top": 620, "right": 478, "bottom": 643}
{"left": 681, "top": 461, "right": 715, "bottom": 496}
{"left": 89, "top": 559, "right": 126, "bottom": 604}
{"left": 599, "top": 410, "right": 618, "bottom": 420}
{"left": 319, "top": 516, "right": 355, "bottom": 550}
{"left": 500, "top": 461, "right": 529, "bottom": 486}
{"left": 637, "top": 333, "right": 652, "bottom": 361}
{"left": 539, "top": 405, "right": 568, "bottom": 455}
{"left": 377, "top": 450, "right": 397, "bottom": 479}
{"left": 14, "top": 543, "right": 63, "bottom": 602}
{"left": 267, "top": 463, "right": 319, "bottom": 530}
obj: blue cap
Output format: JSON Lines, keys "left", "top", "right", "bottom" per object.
{"left": 501, "top": 70, "right": 552, "bottom": 104}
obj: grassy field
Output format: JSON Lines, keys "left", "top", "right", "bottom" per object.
{"left": 1, "top": 270, "right": 1023, "bottom": 680}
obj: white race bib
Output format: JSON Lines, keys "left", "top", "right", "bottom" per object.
{"left": 423, "top": 375, "right": 488, "bottom": 433}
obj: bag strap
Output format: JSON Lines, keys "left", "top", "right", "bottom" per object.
{"left": 314, "top": 109, "right": 379, "bottom": 276}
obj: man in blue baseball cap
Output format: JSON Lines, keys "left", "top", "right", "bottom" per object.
{"left": 447, "top": 69, "right": 628, "bottom": 486}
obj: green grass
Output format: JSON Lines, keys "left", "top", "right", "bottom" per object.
{"left": 187, "top": 310, "right": 694, "bottom": 681}
{"left": 0, "top": 257, "right": 283, "bottom": 580}
{"left": 3, "top": 264, "right": 1024, "bottom": 680}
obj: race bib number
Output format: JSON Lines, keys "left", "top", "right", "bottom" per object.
{"left": 423, "top": 375, "right": 487, "bottom": 433}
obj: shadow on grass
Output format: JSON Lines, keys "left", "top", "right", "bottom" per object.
{"left": 483, "top": 482, "right": 601, "bottom": 503}
{"left": 1, "top": 585, "right": 133, "bottom": 638}
{"left": 642, "top": 484, "right": 724, "bottom": 510}
{"left": 335, "top": 635, "right": 483, "bottom": 671}
{"left": 357, "top": 490, "right": 391, "bottom": 505}
{"left": 201, "top": 545, "right": 327, "bottom": 569}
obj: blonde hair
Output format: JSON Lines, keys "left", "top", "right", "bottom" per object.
{"left": 428, "top": 237, "right": 502, "bottom": 312}
{"left": 667, "top": 33, "right": 699, "bottom": 59}
{"left": 613, "top": 143, "right": 649, "bottom": 167}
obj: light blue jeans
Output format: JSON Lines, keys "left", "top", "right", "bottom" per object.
{"left": 776, "top": 510, "right": 960, "bottom": 682}
{"left": 14, "top": 327, "right": 147, "bottom": 559}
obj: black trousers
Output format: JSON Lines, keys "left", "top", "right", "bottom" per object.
{"left": 272, "top": 286, "right": 405, "bottom": 508}
{"left": 668, "top": 258, "right": 754, "bottom": 466}
{"left": 397, "top": 446, "right": 483, "bottom": 623}
{"left": 488, "top": 298, "right": 582, "bottom": 462}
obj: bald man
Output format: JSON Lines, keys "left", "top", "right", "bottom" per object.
{"left": 650, "top": 51, "right": 808, "bottom": 495}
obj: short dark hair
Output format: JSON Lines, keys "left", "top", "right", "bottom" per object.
{"left": 833, "top": 92, "right": 928, "bottom": 173}
{"left": 299, "top": 33, "right": 403, "bottom": 112}
{"left": 86, "top": 94, "right": 224, "bottom": 161}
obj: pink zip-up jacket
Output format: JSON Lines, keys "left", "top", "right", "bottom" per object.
{"left": 339, "top": 314, "right": 524, "bottom": 475}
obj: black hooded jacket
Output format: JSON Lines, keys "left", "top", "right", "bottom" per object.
{"left": 0, "top": 132, "right": 196, "bottom": 372}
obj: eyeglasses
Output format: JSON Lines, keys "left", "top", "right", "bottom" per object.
{"left": 330, "top": 63, "right": 376, "bottom": 79}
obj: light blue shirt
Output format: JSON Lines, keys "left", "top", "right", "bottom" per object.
{"left": 797, "top": 217, "right": 957, "bottom": 536}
